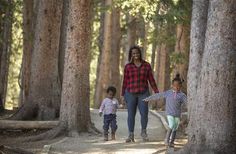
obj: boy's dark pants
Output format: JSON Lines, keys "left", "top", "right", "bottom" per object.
{"left": 103, "top": 114, "right": 117, "bottom": 133}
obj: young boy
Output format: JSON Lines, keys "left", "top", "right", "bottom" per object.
{"left": 143, "top": 74, "right": 187, "bottom": 147}
{"left": 99, "top": 86, "right": 119, "bottom": 141}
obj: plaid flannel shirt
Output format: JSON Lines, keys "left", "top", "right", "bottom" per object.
{"left": 121, "top": 60, "right": 159, "bottom": 96}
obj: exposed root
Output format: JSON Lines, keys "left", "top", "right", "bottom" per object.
{"left": 19, "top": 124, "right": 66, "bottom": 142}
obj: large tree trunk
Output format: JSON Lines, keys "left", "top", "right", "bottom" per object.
{"left": 0, "top": 0, "right": 13, "bottom": 111}
{"left": 59, "top": 0, "right": 93, "bottom": 134}
{"left": 110, "top": 8, "right": 121, "bottom": 100}
{"left": 11, "top": 0, "right": 63, "bottom": 120}
{"left": 94, "top": 0, "right": 112, "bottom": 108}
{"left": 180, "top": 0, "right": 236, "bottom": 153}
{"left": 173, "top": 24, "right": 190, "bottom": 93}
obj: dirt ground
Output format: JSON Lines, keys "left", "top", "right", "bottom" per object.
{"left": 0, "top": 109, "right": 187, "bottom": 154}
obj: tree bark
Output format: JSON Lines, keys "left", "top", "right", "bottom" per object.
{"left": 20, "top": 0, "right": 34, "bottom": 107}
{"left": 59, "top": 0, "right": 93, "bottom": 134}
{"left": 0, "top": 120, "right": 59, "bottom": 129}
{"left": 11, "top": 0, "right": 63, "bottom": 120}
{"left": 0, "top": 0, "right": 13, "bottom": 111}
{"left": 173, "top": 24, "right": 190, "bottom": 93}
{"left": 94, "top": 0, "right": 113, "bottom": 108}
{"left": 180, "top": 0, "right": 236, "bottom": 153}
{"left": 110, "top": 8, "right": 121, "bottom": 100}
{"left": 94, "top": 0, "right": 105, "bottom": 108}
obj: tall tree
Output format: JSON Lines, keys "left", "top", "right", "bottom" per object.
{"left": 19, "top": 0, "right": 35, "bottom": 107}
{"left": 11, "top": 0, "right": 63, "bottom": 120}
{"left": 110, "top": 8, "right": 121, "bottom": 99}
{"left": 172, "top": 0, "right": 191, "bottom": 93}
{"left": 59, "top": 0, "right": 94, "bottom": 134}
{"left": 0, "top": 0, "right": 13, "bottom": 111}
{"left": 173, "top": 24, "right": 189, "bottom": 93}
{"left": 94, "top": 0, "right": 113, "bottom": 108}
{"left": 181, "top": 0, "right": 236, "bottom": 153}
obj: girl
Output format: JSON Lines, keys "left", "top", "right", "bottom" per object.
{"left": 143, "top": 74, "right": 187, "bottom": 147}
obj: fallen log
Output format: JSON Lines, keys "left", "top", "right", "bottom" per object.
{"left": 0, "top": 120, "right": 59, "bottom": 129}
{"left": 0, "top": 145, "right": 34, "bottom": 154}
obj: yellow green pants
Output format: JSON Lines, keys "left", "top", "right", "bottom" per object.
{"left": 167, "top": 115, "right": 180, "bottom": 131}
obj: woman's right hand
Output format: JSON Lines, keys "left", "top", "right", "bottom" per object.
{"left": 120, "top": 96, "right": 126, "bottom": 105}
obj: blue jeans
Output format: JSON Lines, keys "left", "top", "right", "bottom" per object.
{"left": 124, "top": 90, "right": 150, "bottom": 133}
{"left": 103, "top": 114, "right": 117, "bottom": 132}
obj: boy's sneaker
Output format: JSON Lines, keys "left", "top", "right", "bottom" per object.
{"left": 111, "top": 132, "right": 116, "bottom": 140}
{"left": 125, "top": 133, "right": 135, "bottom": 143}
{"left": 104, "top": 131, "right": 108, "bottom": 141}
{"left": 141, "top": 129, "right": 149, "bottom": 142}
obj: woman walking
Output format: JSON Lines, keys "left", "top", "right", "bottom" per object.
{"left": 121, "top": 46, "right": 159, "bottom": 142}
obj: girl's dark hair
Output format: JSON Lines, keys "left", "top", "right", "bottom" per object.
{"left": 172, "top": 73, "right": 184, "bottom": 84}
{"left": 107, "top": 86, "right": 117, "bottom": 95}
{"left": 128, "top": 45, "right": 142, "bottom": 62}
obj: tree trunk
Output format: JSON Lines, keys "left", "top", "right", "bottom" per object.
{"left": 173, "top": 24, "right": 190, "bottom": 93}
{"left": 0, "top": 0, "right": 13, "bottom": 111}
{"left": 124, "top": 14, "right": 137, "bottom": 64}
{"left": 20, "top": 0, "right": 34, "bottom": 107}
{"left": 94, "top": 0, "right": 105, "bottom": 107}
{"left": 181, "top": 0, "right": 236, "bottom": 153}
{"left": 156, "top": 43, "right": 170, "bottom": 110}
{"left": 11, "top": 0, "right": 63, "bottom": 120}
{"left": 59, "top": 0, "right": 93, "bottom": 134}
{"left": 110, "top": 8, "right": 121, "bottom": 100}
{"left": 58, "top": 0, "right": 69, "bottom": 88}
{"left": 94, "top": 0, "right": 112, "bottom": 108}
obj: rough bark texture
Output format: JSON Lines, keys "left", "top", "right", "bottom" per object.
{"left": 0, "top": 120, "right": 59, "bottom": 129}
{"left": 110, "top": 8, "right": 121, "bottom": 101}
{"left": 180, "top": 0, "right": 236, "bottom": 153}
{"left": 155, "top": 43, "right": 170, "bottom": 110}
{"left": 94, "top": 0, "right": 112, "bottom": 108}
{"left": 11, "top": 0, "right": 63, "bottom": 120}
{"left": 58, "top": 0, "right": 69, "bottom": 87}
{"left": 20, "top": 0, "right": 34, "bottom": 107}
{"left": 124, "top": 14, "right": 137, "bottom": 64}
{"left": 173, "top": 24, "right": 190, "bottom": 93}
{"left": 59, "top": 0, "right": 93, "bottom": 134}
{"left": 0, "top": 1, "right": 13, "bottom": 110}
{"left": 94, "top": 0, "right": 105, "bottom": 108}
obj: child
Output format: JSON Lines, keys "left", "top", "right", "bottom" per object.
{"left": 99, "top": 86, "right": 119, "bottom": 141}
{"left": 143, "top": 74, "right": 187, "bottom": 147}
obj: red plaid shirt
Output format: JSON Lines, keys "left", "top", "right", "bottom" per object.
{"left": 121, "top": 60, "right": 159, "bottom": 96}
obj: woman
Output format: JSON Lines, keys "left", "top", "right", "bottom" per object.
{"left": 121, "top": 46, "right": 159, "bottom": 142}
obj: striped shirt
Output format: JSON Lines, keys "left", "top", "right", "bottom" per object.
{"left": 144, "top": 90, "right": 187, "bottom": 117}
{"left": 99, "top": 98, "right": 119, "bottom": 115}
{"left": 121, "top": 60, "right": 159, "bottom": 96}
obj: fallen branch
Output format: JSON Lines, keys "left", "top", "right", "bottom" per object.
{"left": 0, "top": 120, "right": 59, "bottom": 129}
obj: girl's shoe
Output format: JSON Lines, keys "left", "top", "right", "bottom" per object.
{"left": 164, "top": 129, "right": 172, "bottom": 146}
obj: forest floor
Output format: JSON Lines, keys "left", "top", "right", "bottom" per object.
{"left": 0, "top": 109, "right": 187, "bottom": 154}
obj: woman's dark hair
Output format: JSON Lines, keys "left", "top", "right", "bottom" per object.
{"left": 128, "top": 45, "right": 142, "bottom": 62}
{"left": 107, "top": 86, "right": 117, "bottom": 95}
{"left": 172, "top": 73, "right": 184, "bottom": 84}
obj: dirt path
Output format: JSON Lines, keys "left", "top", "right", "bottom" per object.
{"left": 48, "top": 109, "right": 170, "bottom": 154}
